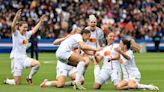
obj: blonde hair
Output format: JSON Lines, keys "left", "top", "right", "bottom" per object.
{"left": 89, "top": 14, "right": 97, "bottom": 22}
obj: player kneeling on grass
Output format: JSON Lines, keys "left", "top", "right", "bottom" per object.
{"left": 115, "top": 39, "right": 159, "bottom": 91}
{"left": 93, "top": 31, "right": 121, "bottom": 89}
{"left": 40, "top": 60, "right": 85, "bottom": 88}
{"left": 4, "top": 9, "right": 46, "bottom": 85}
{"left": 41, "top": 29, "right": 101, "bottom": 90}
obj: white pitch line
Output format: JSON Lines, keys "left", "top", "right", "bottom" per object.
{"left": 42, "top": 61, "right": 56, "bottom": 64}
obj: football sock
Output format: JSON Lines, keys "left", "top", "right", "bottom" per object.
{"left": 45, "top": 81, "right": 52, "bottom": 86}
{"left": 137, "top": 84, "right": 152, "bottom": 89}
{"left": 28, "top": 64, "right": 40, "bottom": 79}
{"left": 65, "top": 81, "right": 73, "bottom": 86}
{"left": 94, "top": 64, "right": 100, "bottom": 82}
{"left": 6, "top": 79, "right": 16, "bottom": 85}
{"left": 75, "top": 61, "right": 85, "bottom": 82}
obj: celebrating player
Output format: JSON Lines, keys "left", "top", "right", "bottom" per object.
{"left": 52, "top": 29, "right": 101, "bottom": 90}
{"left": 115, "top": 39, "right": 159, "bottom": 91}
{"left": 4, "top": 9, "right": 46, "bottom": 85}
{"left": 93, "top": 31, "right": 121, "bottom": 89}
{"left": 40, "top": 27, "right": 89, "bottom": 88}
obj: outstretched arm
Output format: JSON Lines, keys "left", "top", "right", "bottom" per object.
{"left": 130, "top": 39, "right": 140, "bottom": 52}
{"left": 79, "top": 41, "right": 102, "bottom": 51}
{"left": 53, "top": 35, "right": 71, "bottom": 45}
{"left": 11, "top": 9, "right": 21, "bottom": 33}
{"left": 31, "top": 15, "right": 46, "bottom": 35}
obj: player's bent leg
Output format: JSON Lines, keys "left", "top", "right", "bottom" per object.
{"left": 93, "top": 83, "right": 102, "bottom": 89}
{"left": 30, "top": 59, "right": 40, "bottom": 67}
{"left": 40, "top": 76, "right": 66, "bottom": 88}
{"left": 67, "top": 52, "right": 86, "bottom": 90}
{"left": 56, "top": 76, "right": 66, "bottom": 88}
{"left": 27, "top": 60, "right": 40, "bottom": 85}
{"left": 14, "top": 76, "right": 21, "bottom": 85}
{"left": 115, "top": 80, "right": 128, "bottom": 90}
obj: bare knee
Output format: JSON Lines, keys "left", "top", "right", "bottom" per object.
{"left": 31, "top": 60, "right": 40, "bottom": 67}
{"left": 115, "top": 85, "right": 121, "bottom": 90}
{"left": 93, "top": 83, "right": 101, "bottom": 89}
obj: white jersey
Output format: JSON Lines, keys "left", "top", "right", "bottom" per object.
{"left": 85, "top": 27, "right": 103, "bottom": 48}
{"left": 120, "top": 50, "right": 141, "bottom": 80}
{"left": 56, "top": 34, "right": 83, "bottom": 54}
{"left": 10, "top": 30, "right": 32, "bottom": 59}
{"left": 97, "top": 43, "right": 120, "bottom": 70}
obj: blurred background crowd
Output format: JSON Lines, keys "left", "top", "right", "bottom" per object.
{"left": 0, "top": 0, "right": 164, "bottom": 40}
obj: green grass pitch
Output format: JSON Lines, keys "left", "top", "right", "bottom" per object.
{"left": 0, "top": 52, "right": 163, "bottom": 92}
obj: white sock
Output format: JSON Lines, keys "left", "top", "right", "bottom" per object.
{"left": 137, "top": 84, "right": 152, "bottom": 89}
{"left": 65, "top": 81, "right": 73, "bottom": 86}
{"left": 94, "top": 64, "right": 100, "bottom": 82}
{"left": 28, "top": 65, "right": 40, "bottom": 79}
{"left": 75, "top": 61, "right": 85, "bottom": 82}
{"left": 6, "top": 79, "right": 16, "bottom": 85}
{"left": 45, "top": 81, "right": 52, "bottom": 86}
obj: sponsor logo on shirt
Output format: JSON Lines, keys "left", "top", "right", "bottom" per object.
{"left": 89, "top": 38, "right": 96, "bottom": 42}
{"left": 104, "top": 51, "right": 110, "bottom": 56}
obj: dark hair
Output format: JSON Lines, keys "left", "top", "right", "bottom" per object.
{"left": 122, "top": 39, "right": 131, "bottom": 49}
{"left": 17, "top": 21, "right": 27, "bottom": 27}
{"left": 105, "top": 30, "right": 114, "bottom": 38}
{"left": 80, "top": 29, "right": 91, "bottom": 34}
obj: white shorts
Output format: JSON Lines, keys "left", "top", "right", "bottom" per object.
{"left": 124, "top": 73, "right": 141, "bottom": 83}
{"left": 56, "top": 61, "right": 77, "bottom": 79}
{"left": 56, "top": 51, "right": 73, "bottom": 63}
{"left": 96, "top": 68, "right": 121, "bottom": 85}
{"left": 11, "top": 57, "right": 33, "bottom": 76}
{"left": 111, "top": 69, "right": 121, "bottom": 85}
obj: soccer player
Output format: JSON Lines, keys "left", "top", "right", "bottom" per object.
{"left": 40, "top": 60, "right": 85, "bottom": 88}
{"left": 40, "top": 28, "right": 88, "bottom": 88}
{"left": 4, "top": 9, "right": 46, "bottom": 85}
{"left": 115, "top": 39, "right": 159, "bottom": 91}
{"left": 85, "top": 14, "right": 104, "bottom": 48}
{"left": 93, "top": 31, "right": 121, "bottom": 89}
{"left": 50, "top": 29, "right": 101, "bottom": 90}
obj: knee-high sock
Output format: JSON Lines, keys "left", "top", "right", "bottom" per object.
{"left": 137, "top": 84, "right": 153, "bottom": 89}
{"left": 65, "top": 81, "right": 73, "bottom": 86}
{"left": 28, "top": 65, "right": 40, "bottom": 79}
{"left": 75, "top": 61, "right": 85, "bottom": 82}
{"left": 6, "top": 79, "right": 16, "bottom": 85}
{"left": 94, "top": 64, "right": 100, "bottom": 82}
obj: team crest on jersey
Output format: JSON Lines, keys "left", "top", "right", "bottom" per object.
{"left": 89, "top": 38, "right": 96, "bottom": 42}
{"left": 22, "top": 39, "right": 28, "bottom": 45}
{"left": 104, "top": 51, "right": 110, "bottom": 56}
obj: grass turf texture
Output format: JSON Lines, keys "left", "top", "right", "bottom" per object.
{"left": 0, "top": 52, "right": 163, "bottom": 92}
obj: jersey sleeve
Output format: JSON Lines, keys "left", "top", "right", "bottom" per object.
{"left": 98, "top": 29, "right": 104, "bottom": 40}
